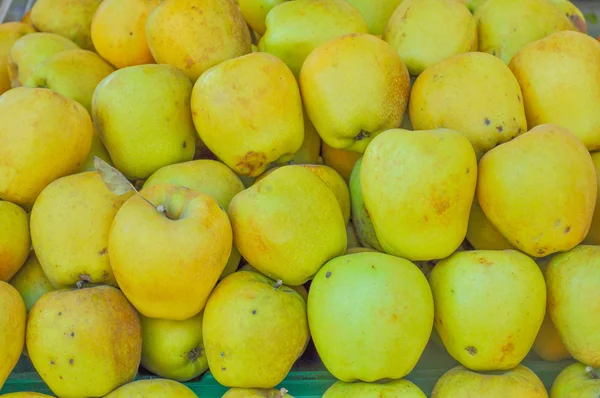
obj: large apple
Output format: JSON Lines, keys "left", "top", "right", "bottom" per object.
{"left": 92, "top": 64, "right": 196, "bottom": 179}
{"left": 323, "top": 379, "right": 426, "bottom": 397}
{"left": 140, "top": 311, "right": 208, "bottom": 381}
{"left": 109, "top": 184, "right": 232, "bottom": 320}
{"left": 551, "top": 362, "right": 600, "bottom": 397}
{"left": 26, "top": 285, "right": 141, "bottom": 398}
{"left": 104, "top": 379, "right": 197, "bottom": 397}
{"left": 203, "top": 271, "right": 309, "bottom": 388}
{"left": 0, "top": 87, "right": 92, "bottom": 209}
{"left": 308, "top": 252, "right": 433, "bottom": 382}
{"left": 432, "top": 364, "right": 548, "bottom": 397}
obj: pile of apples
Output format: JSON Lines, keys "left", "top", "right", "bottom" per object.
{"left": 1, "top": 0, "right": 600, "bottom": 396}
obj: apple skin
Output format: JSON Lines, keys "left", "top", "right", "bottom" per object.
{"left": 551, "top": 362, "right": 600, "bottom": 397}
{"left": 203, "top": 271, "right": 309, "bottom": 388}
{"left": 0, "top": 201, "right": 30, "bottom": 281}
{"left": 108, "top": 184, "right": 232, "bottom": 321}
{"left": 140, "top": 311, "right": 208, "bottom": 382}
{"left": 432, "top": 364, "right": 548, "bottom": 397}
{"left": 104, "top": 379, "right": 197, "bottom": 398}
{"left": 323, "top": 379, "right": 426, "bottom": 397}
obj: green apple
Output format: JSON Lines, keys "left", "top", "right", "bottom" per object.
{"left": 238, "top": 0, "right": 287, "bottom": 36}
{"left": 24, "top": 49, "right": 115, "bottom": 113}
{"left": 308, "top": 252, "right": 433, "bottom": 382}
{"left": 76, "top": 126, "right": 113, "bottom": 173}
{"left": 8, "top": 32, "right": 79, "bottom": 87}
{"left": 551, "top": 362, "right": 600, "bottom": 397}
{"left": 258, "top": 0, "right": 368, "bottom": 76}
{"left": 92, "top": 64, "right": 196, "bottom": 179}
{"left": 140, "top": 311, "right": 208, "bottom": 382}
{"left": 9, "top": 253, "right": 54, "bottom": 312}
{"left": 345, "top": 0, "right": 403, "bottom": 35}
{"left": 30, "top": 0, "right": 102, "bottom": 50}
{"left": 323, "top": 379, "right": 426, "bottom": 397}
{"left": 348, "top": 157, "right": 383, "bottom": 251}
{"left": 203, "top": 271, "right": 309, "bottom": 388}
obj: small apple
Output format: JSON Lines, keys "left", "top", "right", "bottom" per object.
{"left": 550, "top": 362, "right": 600, "bottom": 397}
{"left": 140, "top": 311, "right": 208, "bottom": 382}
{"left": 203, "top": 271, "right": 309, "bottom": 388}
{"left": 8, "top": 253, "right": 54, "bottom": 312}
{"left": 223, "top": 387, "right": 293, "bottom": 397}
{"left": 0, "top": 201, "right": 30, "bottom": 281}
{"left": 432, "top": 364, "right": 548, "bottom": 397}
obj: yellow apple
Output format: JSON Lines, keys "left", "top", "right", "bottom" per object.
{"left": 24, "top": 49, "right": 114, "bottom": 113}
{"left": 308, "top": 252, "right": 433, "bottom": 382}
{"left": 429, "top": 250, "right": 546, "bottom": 371}
{"left": 203, "top": 271, "right": 309, "bottom": 388}
{"left": 409, "top": 51, "right": 527, "bottom": 158}
{"left": 0, "top": 22, "right": 36, "bottom": 94}
{"left": 30, "top": 0, "right": 101, "bottom": 50}
{"left": 550, "top": 362, "right": 600, "bottom": 397}
{"left": 321, "top": 142, "right": 362, "bottom": 183}
{"left": 146, "top": 0, "right": 251, "bottom": 81}
{"left": 289, "top": 112, "right": 321, "bottom": 165}
{"left": 474, "top": 0, "right": 573, "bottom": 64}
{"left": 92, "top": 64, "right": 196, "bottom": 179}
{"left": 466, "top": 198, "right": 516, "bottom": 250}
{"left": 0, "top": 281, "right": 26, "bottom": 390}
{"left": 477, "top": 124, "right": 597, "bottom": 257}
{"left": 383, "top": 0, "right": 477, "bottom": 76}
{"left": 509, "top": 31, "right": 600, "bottom": 151}
{"left": 361, "top": 128, "right": 477, "bottom": 261}
{"left": 109, "top": 184, "right": 232, "bottom": 320}
{"left": 91, "top": 0, "right": 161, "bottom": 68}
{"left": 533, "top": 311, "right": 572, "bottom": 362}
{"left": 550, "top": 0, "right": 587, "bottom": 33}
{"left": 228, "top": 165, "right": 346, "bottom": 286}
{"left": 546, "top": 245, "right": 600, "bottom": 367}
{"left": 0, "top": 87, "right": 92, "bottom": 209}
{"left": 8, "top": 253, "right": 54, "bottom": 313}
{"left": 191, "top": 52, "right": 304, "bottom": 177}
{"left": 258, "top": 0, "right": 368, "bottom": 76}
{"left": 76, "top": 126, "right": 113, "bottom": 173}
{"left": 104, "top": 379, "right": 197, "bottom": 397}
{"left": 432, "top": 364, "right": 548, "bottom": 397}
{"left": 0, "top": 393, "right": 54, "bottom": 397}
{"left": 140, "top": 311, "right": 208, "bottom": 381}
{"left": 323, "top": 379, "right": 426, "bottom": 397}
{"left": 27, "top": 285, "right": 141, "bottom": 398}
{"left": 30, "top": 171, "right": 133, "bottom": 288}
{"left": 300, "top": 33, "right": 409, "bottom": 153}
{"left": 8, "top": 32, "right": 78, "bottom": 87}
{"left": 237, "top": 264, "right": 308, "bottom": 302}
{"left": 0, "top": 201, "right": 30, "bottom": 281}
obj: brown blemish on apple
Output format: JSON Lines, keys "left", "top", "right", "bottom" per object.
{"left": 496, "top": 126, "right": 503, "bottom": 133}
{"left": 355, "top": 130, "right": 371, "bottom": 141}
{"left": 565, "top": 226, "right": 571, "bottom": 234}
{"left": 69, "top": 358, "right": 74, "bottom": 365}
{"left": 484, "top": 118, "right": 491, "bottom": 126}
{"left": 465, "top": 346, "right": 477, "bottom": 355}
{"left": 500, "top": 341, "right": 515, "bottom": 361}
{"left": 478, "top": 257, "right": 493, "bottom": 266}
{"left": 98, "top": 247, "right": 108, "bottom": 255}
{"left": 433, "top": 199, "right": 450, "bottom": 215}
{"left": 569, "top": 14, "right": 587, "bottom": 33}
{"left": 325, "top": 271, "right": 332, "bottom": 278}
{"left": 236, "top": 151, "right": 267, "bottom": 176}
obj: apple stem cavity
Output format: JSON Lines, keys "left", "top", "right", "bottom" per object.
{"left": 586, "top": 365, "right": 599, "bottom": 379}
{"left": 274, "top": 279, "right": 283, "bottom": 290}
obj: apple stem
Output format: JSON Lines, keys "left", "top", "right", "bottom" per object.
{"left": 274, "top": 280, "right": 283, "bottom": 290}
{"left": 586, "top": 366, "right": 599, "bottom": 379}
{"left": 156, "top": 204, "right": 168, "bottom": 216}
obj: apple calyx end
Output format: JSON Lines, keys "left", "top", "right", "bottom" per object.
{"left": 187, "top": 346, "right": 202, "bottom": 362}
{"left": 273, "top": 279, "right": 283, "bottom": 290}
{"left": 279, "top": 388, "right": 289, "bottom": 397}
{"left": 76, "top": 274, "right": 92, "bottom": 289}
